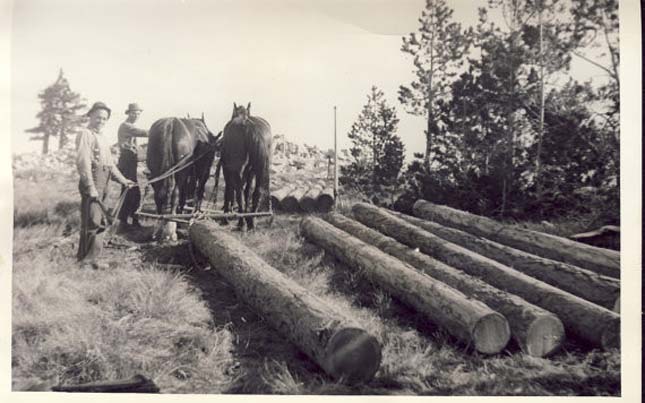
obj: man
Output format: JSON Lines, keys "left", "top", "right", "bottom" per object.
{"left": 117, "top": 103, "right": 148, "bottom": 227}
{"left": 76, "top": 101, "right": 133, "bottom": 269}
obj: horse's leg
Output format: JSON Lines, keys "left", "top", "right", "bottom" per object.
{"left": 175, "top": 172, "right": 186, "bottom": 214}
{"left": 242, "top": 164, "right": 253, "bottom": 228}
{"left": 246, "top": 170, "right": 260, "bottom": 230}
{"left": 234, "top": 171, "right": 245, "bottom": 230}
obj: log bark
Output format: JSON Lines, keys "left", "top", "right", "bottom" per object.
{"left": 324, "top": 213, "right": 564, "bottom": 357}
{"left": 271, "top": 184, "right": 296, "bottom": 212}
{"left": 353, "top": 203, "right": 620, "bottom": 350}
{"left": 300, "top": 217, "right": 511, "bottom": 354}
{"left": 394, "top": 211, "right": 620, "bottom": 312}
{"left": 282, "top": 187, "right": 306, "bottom": 212}
{"left": 316, "top": 186, "right": 335, "bottom": 213}
{"left": 300, "top": 184, "right": 323, "bottom": 213}
{"left": 413, "top": 200, "right": 620, "bottom": 278}
{"left": 190, "top": 222, "right": 381, "bottom": 383}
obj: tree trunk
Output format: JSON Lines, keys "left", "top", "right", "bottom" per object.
{"left": 324, "top": 213, "right": 563, "bottom": 357}
{"left": 353, "top": 203, "right": 619, "bottom": 350}
{"left": 42, "top": 134, "right": 50, "bottom": 155}
{"left": 281, "top": 186, "right": 306, "bottom": 212}
{"left": 271, "top": 184, "right": 295, "bottom": 212}
{"left": 58, "top": 127, "right": 67, "bottom": 150}
{"left": 300, "top": 217, "right": 510, "bottom": 354}
{"left": 394, "top": 211, "right": 620, "bottom": 311}
{"left": 316, "top": 186, "right": 335, "bottom": 213}
{"left": 300, "top": 184, "right": 323, "bottom": 213}
{"left": 190, "top": 222, "right": 381, "bottom": 383}
{"left": 412, "top": 200, "right": 620, "bottom": 278}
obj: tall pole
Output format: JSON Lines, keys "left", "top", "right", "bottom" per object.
{"left": 333, "top": 106, "right": 338, "bottom": 208}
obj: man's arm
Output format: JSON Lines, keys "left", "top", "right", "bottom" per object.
{"left": 76, "top": 130, "right": 98, "bottom": 197}
{"left": 110, "top": 164, "right": 131, "bottom": 186}
{"left": 120, "top": 122, "right": 148, "bottom": 138}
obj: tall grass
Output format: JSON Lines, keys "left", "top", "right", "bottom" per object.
{"left": 12, "top": 176, "right": 236, "bottom": 393}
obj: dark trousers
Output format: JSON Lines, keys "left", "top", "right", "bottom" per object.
{"left": 117, "top": 149, "right": 141, "bottom": 222}
{"left": 77, "top": 166, "right": 110, "bottom": 262}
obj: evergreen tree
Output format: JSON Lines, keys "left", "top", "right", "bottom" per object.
{"left": 341, "top": 86, "right": 405, "bottom": 204}
{"left": 26, "top": 69, "right": 86, "bottom": 154}
{"left": 399, "top": 0, "right": 471, "bottom": 171}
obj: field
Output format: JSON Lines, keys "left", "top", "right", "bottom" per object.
{"left": 11, "top": 171, "right": 620, "bottom": 395}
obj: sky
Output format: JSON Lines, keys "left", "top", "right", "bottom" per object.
{"left": 10, "top": 0, "right": 606, "bottom": 158}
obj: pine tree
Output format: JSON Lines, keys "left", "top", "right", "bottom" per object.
{"left": 399, "top": 0, "right": 471, "bottom": 171}
{"left": 26, "top": 69, "right": 86, "bottom": 154}
{"left": 341, "top": 86, "right": 405, "bottom": 204}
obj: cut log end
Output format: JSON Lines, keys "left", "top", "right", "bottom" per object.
{"left": 601, "top": 319, "right": 620, "bottom": 350}
{"left": 323, "top": 327, "right": 382, "bottom": 383}
{"left": 525, "top": 315, "right": 565, "bottom": 357}
{"left": 316, "top": 194, "right": 334, "bottom": 213}
{"left": 472, "top": 312, "right": 511, "bottom": 355}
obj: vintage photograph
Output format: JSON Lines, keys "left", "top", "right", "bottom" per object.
{"left": 4, "top": 0, "right": 638, "bottom": 398}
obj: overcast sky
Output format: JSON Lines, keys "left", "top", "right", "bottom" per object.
{"left": 10, "top": 0, "right": 606, "bottom": 158}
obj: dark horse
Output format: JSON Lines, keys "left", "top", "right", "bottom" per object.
{"left": 146, "top": 116, "right": 221, "bottom": 240}
{"left": 216, "top": 103, "right": 272, "bottom": 230}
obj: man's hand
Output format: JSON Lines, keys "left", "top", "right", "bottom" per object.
{"left": 124, "top": 180, "right": 136, "bottom": 188}
{"left": 89, "top": 188, "right": 99, "bottom": 199}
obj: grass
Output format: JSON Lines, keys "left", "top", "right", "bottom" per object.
{"left": 12, "top": 172, "right": 620, "bottom": 395}
{"left": 12, "top": 177, "right": 235, "bottom": 393}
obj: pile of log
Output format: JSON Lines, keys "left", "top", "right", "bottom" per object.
{"left": 189, "top": 222, "right": 381, "bottom": 383}
{"left": 300, "top": 201, "right": 621, "bottom": 357}
{"left": 271, "top": 179, "right": 334, "bottom": 213}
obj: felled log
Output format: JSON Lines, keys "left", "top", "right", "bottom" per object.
{"left": 190, "top": 222, "right": 381, "bottom": 383}
{"left": 316, "top": 186, "right": 335, "bottom": 213}
{"left": 271, "top": 184, "right": 296, "bottom": 212}
{"left": 394, "top": 211, "right": 620, "bottom": 312}
{"left": 353, "top": 203, "right": 619, "bottom": 350}
{"left": 300, "top": 184, "right": 323, "bottom": 213}
{"left": 570, "top": 225, "right": 620, "bottom": 251}
{"left": 52, "top": 374, "right": 159, "bottom": 393}
{"left": 300, "top": 217, "right": 510, "bottom": 354}
{"left": 324, "top": 213, "right": 564, "bottom": 357}
{"left": 282, "top": 187, "right": 306, "bottom": 212}
{"left": 413, "top": 200, "right": 620, "bottom": 278}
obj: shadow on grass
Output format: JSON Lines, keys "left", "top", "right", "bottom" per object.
{"left": 141, "top": 238, "right": 364, "bottom": 395}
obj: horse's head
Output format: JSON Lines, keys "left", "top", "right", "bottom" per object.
{"left": 231, "top": 102, "right": 251, "bottom": 121}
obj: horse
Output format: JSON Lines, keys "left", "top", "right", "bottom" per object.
{"left": 146, "top": 116, "right": 221, "bottom": 240}
{"left": 215, "top": 102, "right": 272, "bottom": 230}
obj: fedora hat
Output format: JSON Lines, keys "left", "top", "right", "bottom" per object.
{"left": 125, "top": 103, "right": 143, "bottom": 114}
{"left": 86, "top": 101, "right": 111, "bottom": 119}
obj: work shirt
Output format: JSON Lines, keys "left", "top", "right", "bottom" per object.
{"left": 118, "top": 121, "right": 148, "bottom": 153}
{"left": 76, "top": 127, "right": 126, "bottom": 195}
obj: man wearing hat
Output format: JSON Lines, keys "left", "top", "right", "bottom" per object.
{"left": 76, "top": 101, "right": 133, "bottom": 269}
{"left": 117, "top": 103, "right": 148, "bottom": 228}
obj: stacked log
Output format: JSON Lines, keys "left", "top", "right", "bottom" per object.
{"left": 190, "top": 222, "right": 382, "bottom": 383}
{"left": 301, "top": 217, "right": 511, "bottom": 354}
{"left": 300, "top": 183, "right": 324, "bottom": 213}
{"left": 393, "top": 211, "right": 620, "bottom": 312}
{"left": 316, "top": 186, "right": 335, "bottom": 212}
{"left": 323, "top": 213, "right": 564, "bottom": 357}
{"left": 271, "top": 184, "right": 296, "bottom": 212}
{"left": 413, "top": 200, "right": 620, "bottom": 279}
{"left": 352, "top": 203, "right": 620, "bottom": 350}
{"left": 281, "top": 187, "right": 306, "bottom": 212}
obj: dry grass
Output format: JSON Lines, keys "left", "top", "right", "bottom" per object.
{"left": 12, "top": 178, "right": 236, "bottom": 393}
{"left": 12, "top": 173, "right": 620, "bottom": 395}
